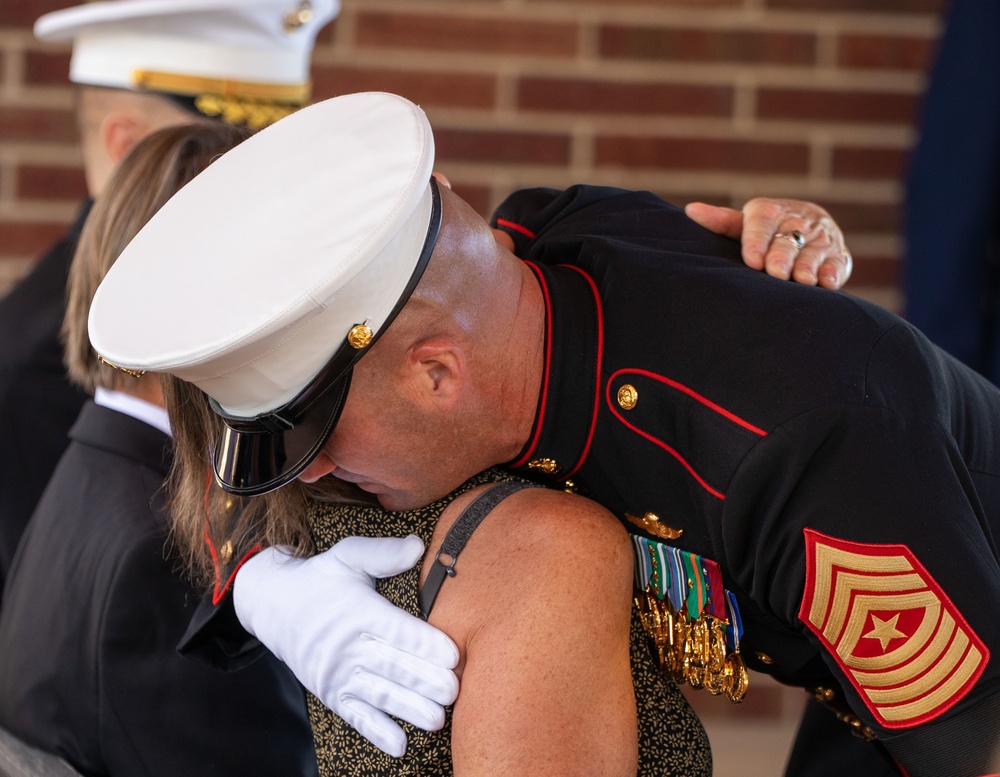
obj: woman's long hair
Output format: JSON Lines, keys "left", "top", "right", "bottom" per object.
{"left": 62, "top": 121, "right": 369, "bottom": 589}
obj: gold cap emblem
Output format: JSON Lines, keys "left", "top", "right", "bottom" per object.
{"left": 347, "top": 324, "right": 374, "bottom": 349}
{"left": 617, "top": 384, "right": 638, "bottom": 410}
{"left": 284, "top": 0, "right": 314, "bottom": 32}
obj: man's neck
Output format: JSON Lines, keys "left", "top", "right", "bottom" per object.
{"left": 498, "top": 259, "right": 547, "bottom": 459}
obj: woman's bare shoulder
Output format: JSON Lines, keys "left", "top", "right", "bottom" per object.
{"left": 424, "top": 483, "right": 632, "bottom": 644}
{"left": 432, "top": 482, "right": 629, "bottom": 578}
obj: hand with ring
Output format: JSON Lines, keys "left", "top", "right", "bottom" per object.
{"left": 684, "top": 197, "right": 853, "bottom": 290}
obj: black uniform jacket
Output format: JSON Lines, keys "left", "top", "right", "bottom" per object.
{"left": 0, "top": 202, "right": 90, "bottom": 597}
{"left": 0, "top": 401, "right": 318, "bottom": 777}
{"left": 491, "top": 186, "right": 1000, "bottom": 777}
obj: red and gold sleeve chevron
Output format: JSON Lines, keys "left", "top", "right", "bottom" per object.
{"left": 798, "top": 528, "right": 988, "bottom": 730}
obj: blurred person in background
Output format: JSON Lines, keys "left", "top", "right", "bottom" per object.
{"left": 0, "top": 121, "right": 320, "bottom": 777}
{"left": 904, "top": 0, "right": 1000, "bottom": 385}
{"left": 0, "top": 0, "right": 337, "bottom": 600}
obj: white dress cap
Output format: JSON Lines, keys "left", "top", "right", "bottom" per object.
{"left": 34, "top": 0, "right": 338, "bottom": 123}
{"left": 88, "top": 92, "right": 439, "bottom": 493}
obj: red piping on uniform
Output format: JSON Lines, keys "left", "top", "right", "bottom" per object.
{"left": 608, "top": 392, "right": 727, "bottom": 500}
{"left": 613, "top": 368, "right": 768, "bottom": 436}
{"left": 511, "top": 261, "right": 552, "bottom": 468}
{"left": 561, "top": 264, "right": 603, "bottom": 479}
{"left": 495, "top": 218, "right": 536, "bottom": 240}
{"left": 207, "top": 534, "right": 263, "bottom": 606}
{"left": 202, "top": 467, "right": 263, "bottom": 605}
{"left": 605, "top": 368, "right": 766, "bottom": 500}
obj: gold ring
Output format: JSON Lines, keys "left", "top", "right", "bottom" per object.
{"left": 774, "top": 230, "right": 806, "bottom": 250}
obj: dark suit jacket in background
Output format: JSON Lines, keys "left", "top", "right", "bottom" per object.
{"left": 0, "top": 401, "right": 318, "bottom": 777}
{"left": 0, "top": 202, "right": 90, "bottom": 597}
{"left": 904, "top": 0, "right": 1000, "bottom": 384}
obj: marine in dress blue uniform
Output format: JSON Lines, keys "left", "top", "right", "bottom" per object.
{"left": 490, "top": 185, "right": 1000, "bottom": 777}
{"left": 84, "top": 93, "right": 1000, "bottom": 775}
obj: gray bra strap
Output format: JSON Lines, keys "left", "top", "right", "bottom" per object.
{"left": 419, "top": 480, "right": 541, "bottom": 619}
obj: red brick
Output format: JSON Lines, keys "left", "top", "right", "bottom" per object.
{"left": 832, "top": 146, "right": 909, "bottom": 181}
{"left": 766, "top": 0, "right": 944, "bottom": 13}
{"left": 450, "top": 182, "right": 493, "bottom": 218}
{"left": 0, "top": 107, "right": 78, "bottom": 142}
{"left": 435, "top": 128, "right": 570, "bottom": 166}
{"left": 311, "top": 66, "right": 496, "bottom": 109}
{"left": 24, "top": 50, "right": 71, "bottom": 86}
{"left": 18, "top": 165, "right": 87, "bottom": 201}
{"left": 601, "top": 25, "right": 816, "bottom": 66}
{"left": 850, "top": 255, "right": 898, "bottom": 288}
{"left": 0, "top": 221, "right": 68, "bottom": 256}
{"left": 821, "top": 201, "right": 900, "bottom": 234}
{"left": 757, "top": 88, "right": 918, "bottom": 125}
{"left": 355, "top": 12, "right": 578, "bottom": 58}
{"left": 313, "top": 15, "right": 340, "bottom": 46}
{"left": 838, "top": 34, "right": 936, "bottom": 71}
{"left": 519, "top": 77, "right": 733, "bottom": 118}
{"left": 595, "top": 135, "right": 810, "bottom": 174}
{"left": 0, "top": 0, "right": 69, "bottom": 27}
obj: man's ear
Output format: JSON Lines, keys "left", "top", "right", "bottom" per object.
{"left": 99, "top": 109, "right": 149, "bottom": 165}
{"left": 405, "top": 337, "right": 465, "bottom": 406}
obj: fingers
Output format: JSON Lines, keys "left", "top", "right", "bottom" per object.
{"left": 816, "top": 247, "right": 853, "bottom": 290}
{"left": 361, "top": 603, "right": 461, "bottom": 675}
{"left": 332, "top": 660, "right": 456, "bottom": 756}
{"left": 345, "top": 670, "right": 450, "bottom": 731}
{"left": 431, "top": 171, "right": 452, "bottom": 190}
{"left": 362, "top": 633, "right": 460, "bottom": 704}
{"left": 332, "top": 534, "right": 426, "bottom": 578}
{"left": 684, "top": 202, "right": 744, "bottom": 242}
{"left": 742, "top": 198, "right": 852, "bottom": 289}
{"left": 337, "top": 697, "right": 410, "bottom": 758}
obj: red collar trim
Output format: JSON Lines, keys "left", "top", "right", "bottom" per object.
{"left": 510, "top": 260, "right": 552, "bottom": 469}
{"left": 562, "top": 264, "right": 603, "bottom": 479}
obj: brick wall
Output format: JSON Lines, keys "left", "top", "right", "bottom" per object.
{"left": 1, "top": 0, "right": 945, "bottom": 308}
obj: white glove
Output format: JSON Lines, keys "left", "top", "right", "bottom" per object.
{"left": 233, "top": 536, "right": 460, "bottom": 758}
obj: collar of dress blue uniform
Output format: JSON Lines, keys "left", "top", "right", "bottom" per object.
{"left": 506, "top": 259, "right": 602, "bottom": 487}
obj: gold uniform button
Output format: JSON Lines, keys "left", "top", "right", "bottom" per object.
{"left": 755, "top": 651, "right": 775, "bottom": 665}
{"left": 811, "top": 686, "right": 837, "bottom": 703}
{"left": 220, "top": 540, "right": 235, "bottom": 565}
{"left": 617, "top": 384, "right": 638, "bottom": 410}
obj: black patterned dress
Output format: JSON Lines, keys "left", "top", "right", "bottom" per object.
{"left": 306, "top": 470, "right": 712, "bottom": 776}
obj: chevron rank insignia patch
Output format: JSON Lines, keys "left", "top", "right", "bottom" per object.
{"left": 798, "top": 528, "right": 988, "bottom": 729}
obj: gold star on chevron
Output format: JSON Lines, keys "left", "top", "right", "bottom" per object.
{"left": 863, "top": 613, "right": 907, "bottom": 652}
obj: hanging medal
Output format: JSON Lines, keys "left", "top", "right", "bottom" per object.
{"left": 632, "top": 534, "right": 748, "bottom": 703}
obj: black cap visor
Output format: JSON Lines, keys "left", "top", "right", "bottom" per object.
{"left": 211, "top": 178, "right": 442, "bottom": 496}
